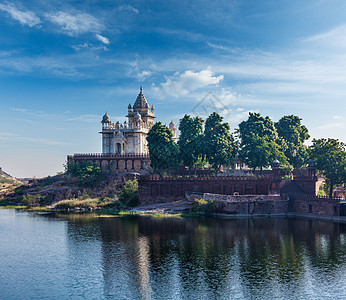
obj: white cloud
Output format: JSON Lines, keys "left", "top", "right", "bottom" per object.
{"left": 118, "top": 4, "right": 139, "bottom": 14}
{"left": 45, "top": 11, "right": 102, "bottom": 35}
{"left": 153, "top": 70, "right": 224, "bottom": 98}
{"left": 0, "top": 3, "right": 41, "bottom": 27}
{"left": 96, "top": 33, "right": 110, "bottom": 45}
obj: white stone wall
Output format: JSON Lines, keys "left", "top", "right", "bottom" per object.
{"left": 102, "top": 134, "right": 112, "bottom": 154}
{"left": 102, "top": 129, "right": 150, "bottom": 154}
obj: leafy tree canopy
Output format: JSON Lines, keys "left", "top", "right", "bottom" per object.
{"left": 203, "top": 112, "right": 238, "bottom": 171}
{"left": 239, "top": 133, "right": 287, "bottom": 171}
{"left": 66, "top": 161, "right": 103, "bottom": 187}
{"left": 237, "top": 112, "right": 287, "bottom": 170}
{"left": 309, "top": 138, "right": 346, "bottom": 198}
{"left": 147, "top": 122, "right": 180, "bottom": 172}
{"left": 275, "top": 115, "right": 310, "bottom": 168}
{"left": 178, "top": 114, "right": 204, "bottom": 168}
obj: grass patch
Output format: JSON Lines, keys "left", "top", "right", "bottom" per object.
{"left": 180, "top": 212, "right": 206, "bottom": 218}
{"left": 0, "top": 204, "right": 27, "bottom": 209}
{"left": 54, "top": 197, "right": 127, "bottom": 211}
{"left": 151, "top": 213, "right": 182, "bottom": 219}
{"left": 55, "top": 198, "right": 105, "bottom": 209}
{"left": 27, "top": 207, "right": 53, "bottom": 212}
{"left": 0, "top": 178, "right": 13, "bottom": 184}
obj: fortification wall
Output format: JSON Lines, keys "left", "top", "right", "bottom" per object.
{"left": 138, "top": 174, "right": 281, "bottom": 204}
{"left": 289, "top": 195, "right": 340, "bottom": 216}
{"left": 186, "top": 192, "right": 289, "bottom": 216}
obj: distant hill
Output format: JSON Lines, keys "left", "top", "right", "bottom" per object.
{"left": 0, "top": 167, "right": 22, "bottom": 194}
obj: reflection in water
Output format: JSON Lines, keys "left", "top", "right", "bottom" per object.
{"left": 1, "top": 209, "right": 346, "bottom": 299}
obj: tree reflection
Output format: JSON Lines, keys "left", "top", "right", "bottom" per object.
{"left": 60, "top": 213, "right": 346, "bottom": 299}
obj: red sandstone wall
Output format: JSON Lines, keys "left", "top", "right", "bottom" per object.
{"left": 290, "top": 195, "right": 340, "bottom": 216}
{"left": 138, "top": 175, "right": 279, "bottom": 204}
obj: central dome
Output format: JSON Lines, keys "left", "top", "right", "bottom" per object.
{"left": 133, "top": 112, "right": 142, "bottom": 121}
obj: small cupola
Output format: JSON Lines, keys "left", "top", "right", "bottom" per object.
{"left": 101, "top": 112, "right": 111, "bottom": 123}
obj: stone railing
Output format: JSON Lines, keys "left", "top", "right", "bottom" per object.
{"left": 287, "top": 193, "right": 342, "bottom": 203}
{"left": 140, "top": 174, "right": 274, "bottom": 181}
{"left": 68, "top": 153, "right": 150, "bottom": 159}
{"left": 102, "top": 122, "right": 153, "bottom": 130}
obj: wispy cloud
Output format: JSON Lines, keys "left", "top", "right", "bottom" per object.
{"left": 12, "top": 107, "right": 59, "bottom": 119}
{"left": 12, "top": 108, "right": 104, "bottom": 124}
{"left": 67, "top": 114, "right": 100, "bottom": 123}
{"left": 118, "top": 4, "right": 139, "bottom": 15}
{"left": 206, "top": 42, "right": 240, "bottom": 54}
{"left": 17, "top": 136, "right": 69, "bottom": 146}
{"left": 95, "top": 33, "right": 110, "bottom": 45}
{"left": 72, "top": 42, "right": 108, "bottom": 52}
{"left": 129, "top": 55, "right": 153, "bottom": 80}
{"left": 45, "top": 11, "right": 103, "bottom": 36}
{"left": 333, "top": 115, "right": 342, "bottom": 120}
{"left": 0, "top": 131, "right": 68, "bottom": 146}
{"left": 0, "top": 2, "right": 41, "bottom": 27}
{"left": 152, "top": 69, "right": 224, "bottom": 99}
{"left": 304, "top": 24, "right": 346, "bottom": 50}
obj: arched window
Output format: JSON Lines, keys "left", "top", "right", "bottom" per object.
{"left": 116, "top": 143, "right": 121, "bottom": 154}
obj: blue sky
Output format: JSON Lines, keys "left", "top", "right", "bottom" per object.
{"left": 0, "top": 0, "right": 346, "bottom": 177}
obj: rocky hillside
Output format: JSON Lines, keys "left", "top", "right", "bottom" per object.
{"left": 2, "top": 172, "right": 132, "bottom": 206}
{"left": 0, "top": 167, "right": 22, "bottom": 195}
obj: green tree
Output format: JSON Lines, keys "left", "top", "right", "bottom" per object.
{"left": 309, "top": 138, "right": 346, "bottom": 198}
{"left": 147, "top": 122, "right": 180, "bottom": 172}
{"left": 239, "top": 133, "right": 287, "bottom": 172}
{"left": 237, "top": 112, "right": 287, "bottom": 171}
{"left": 66, "top": 161, "right": 103, "bottom": 187}
{"left": 178, "top": 114, "right": 204, "bottom": 169}
{"left": 203, "top": 112, "right": 238, "bottom": 172}
{"left": 275, "top": 115, "right": 310, "bottom": 168}
{"left": 118, "top": 179, "right": 139, "bottom": 207}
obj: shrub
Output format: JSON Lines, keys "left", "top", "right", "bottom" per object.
{"left": 22, "top": 194, "right": 51, "bottom": 207}
{"left": 118, "top": 180, "right": 139, "bottom": 207}
{"left": 192, "top": 198, "right": 214, "bottom": 215}
{"left": 55, "top": 198, "right": 100, "bottom": 209}
{"left": 79, "top": 192, "right": 90, "bottom": 200}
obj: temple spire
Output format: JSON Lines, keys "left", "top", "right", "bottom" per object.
{"left": 133, "top": 85, "right": 149, "bottom": 109}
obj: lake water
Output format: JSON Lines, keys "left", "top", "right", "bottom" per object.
{"left": 0, "top": 209, "right": 346, "bottom": 299}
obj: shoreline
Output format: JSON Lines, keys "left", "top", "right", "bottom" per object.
{"left": 2, "top": 204, "right": 346, "bottom": 223}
